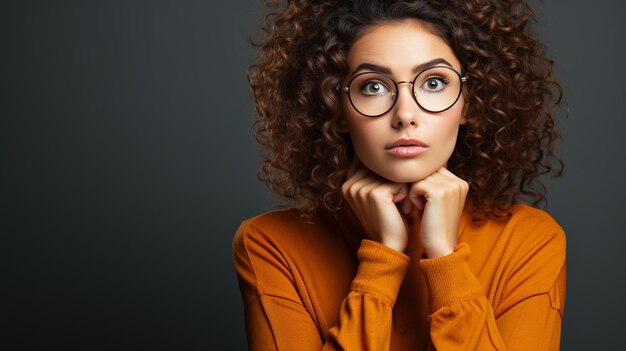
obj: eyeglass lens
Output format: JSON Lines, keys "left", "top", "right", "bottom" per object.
{"left": 347, "top": 66, "right": 463, "bottom": 117}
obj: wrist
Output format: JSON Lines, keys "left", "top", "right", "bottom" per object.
{"left": 423, "top": 246, "right": 454, "bottom": 259}
{"left": 381, "top": 238, "right": 407, "bottom": 253}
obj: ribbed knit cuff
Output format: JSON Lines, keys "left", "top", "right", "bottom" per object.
{"left": 419, "top": 242, "right": 484, "bottom": 312}
{"left": 351, "top": 239, "right": 410, "bottom": 306}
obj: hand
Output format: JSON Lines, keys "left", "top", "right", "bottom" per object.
{"left": 406, "top": 167, "right": 469, "bottom": 258}
{"left": 341, "top": 159, "right": 411, "bottom": 253}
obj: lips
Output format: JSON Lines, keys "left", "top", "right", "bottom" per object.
{"left": 385, "top": 138, "right": 429, "bottom": 149}
{"left": 385, "top": 138, "right": 429, "bottom": 157}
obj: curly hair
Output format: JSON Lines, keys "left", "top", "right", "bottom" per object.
{"left": 248, "top": 0, "right": 564, "bottom": 221}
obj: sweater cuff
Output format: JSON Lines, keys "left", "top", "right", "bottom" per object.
{"left": 351, "top": 239, "right": 410, "bottom": 306}
{"left": 419, "top": 242, "right": 483, "bottom": 312}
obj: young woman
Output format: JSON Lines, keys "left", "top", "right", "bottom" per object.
{"left": 233, "top": 0, "right": 566, "bottom": 350}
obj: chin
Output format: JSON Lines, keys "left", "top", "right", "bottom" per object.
{"left": 371, "top": 166, "right": 434, "bottom": 184}
{"left": 380, "top": 172, "right": 428, "bottom": 183}
{"left": 358, "top": 152, "right": 450, "bottom": 183}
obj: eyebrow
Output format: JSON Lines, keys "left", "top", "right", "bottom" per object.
{"left": 350, "top": 58, "right": 454, "bottom": 77}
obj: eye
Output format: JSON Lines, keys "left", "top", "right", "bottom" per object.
{"left": 421, "top": 77, "right": 447, "bottom": 92}
{"left": 360, "top": 81, "right": 391, "bottom": 95}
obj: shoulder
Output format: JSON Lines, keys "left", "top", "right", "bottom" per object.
{"left": 469, "top": 203, "right": 565, "bottom": 247}
{"left": 231, "top": 209, "right": 349, "bottom": 301}
{"left": 236, "top": 209, "right": 310, "bottom": 233}
{"left": 231, "top": 209, "right": 339, "bottom": 305}
{"left": 508, "top": 203, "right": 563, "bottom": 231}
{"left": 234, "top": 209, "right": 322, "bottom": 245}
{"left": 507, "top": 204, "right": 566, "bottom": 250}
{"left": 232, "top": 208, "right": 340, "bottom": 261}
{"left": 464, "top": 203, "right": 566, "bottom": 278}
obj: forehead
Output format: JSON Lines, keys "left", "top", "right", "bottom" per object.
{"left": 347, "top": 19, "right": 461, "bottom": 73}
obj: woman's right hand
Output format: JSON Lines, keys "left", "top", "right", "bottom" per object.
{"left": 341, "top": 158, "right": 411, "bottom": 253}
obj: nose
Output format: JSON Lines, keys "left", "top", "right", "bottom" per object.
{"left": 391, "top": 81, "right": 419, "bottom": 129}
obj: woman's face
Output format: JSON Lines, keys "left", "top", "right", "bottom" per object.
{"left": 341, "top": 19, "right": 466, "bottom": 183}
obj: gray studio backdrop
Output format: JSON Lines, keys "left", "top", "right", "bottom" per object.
{"left": 2, "top": 0, "right": 624, "bottom": 349}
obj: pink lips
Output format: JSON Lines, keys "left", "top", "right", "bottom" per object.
{"left": 385, "top": 138, "right": 429, "bottom": 157}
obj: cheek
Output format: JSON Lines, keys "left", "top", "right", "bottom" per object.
{"left": 435, "top": 117, "right": 462, "bottom": 140}
{"left": 427, "top": 104, "right": 465, "bottom": 155}
{"left": 437, "top": 98, "right": 465, "bottom": 135}
{"left": 438, "top": 122, "right": 461, "bottom": 158}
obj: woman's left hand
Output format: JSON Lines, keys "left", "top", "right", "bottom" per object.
{"left": 404, "top": 167, "right": 469, "bottom": 259}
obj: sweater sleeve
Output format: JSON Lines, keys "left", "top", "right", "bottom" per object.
{"left": 419, "top": 228, "right": 566, "bottom": 350}
{"left": 325, "top": 240, "right": 410, "bottom": 350}
{"left": 233, "top": 218, "right": 410, "bottom": 351}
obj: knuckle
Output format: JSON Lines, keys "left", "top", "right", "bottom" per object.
{"left": 356, "top": 186, "right": 369, "bottom": 199}
{"left": 433, "top": 188, "right": 447, "bottom": 198}
{"left": 369, "top": 187, "right": 385, "bottom": 199}
{"left": 341, "top": 183, "right": 349, "bottom": 194}
{"left": 343, "top": 184, "right": 355, "bottom": 198}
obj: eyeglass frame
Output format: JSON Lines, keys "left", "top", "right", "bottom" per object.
{"left": 342, "top": 66, "right": 469, "bottom": 117}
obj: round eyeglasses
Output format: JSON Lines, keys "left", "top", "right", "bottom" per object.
{"left": 343, "top": 66, "right": 468, "bottom": 117}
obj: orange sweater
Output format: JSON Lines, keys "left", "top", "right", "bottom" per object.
{"left": 232, "top": 204, "right": 566, "bottom": 350}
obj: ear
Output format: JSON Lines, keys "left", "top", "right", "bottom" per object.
{"left": 459, "top": 90, "right": 468, "bottom": 125}
{"left": 459, "top": 103, "right": 468, "bottom": 125}
{"left": 459, "top": 115, "right": 467, "bottom": 125}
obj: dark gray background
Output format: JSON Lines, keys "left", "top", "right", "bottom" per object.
{"left": 2, "top": 1, "right": 624, "bottom": 349}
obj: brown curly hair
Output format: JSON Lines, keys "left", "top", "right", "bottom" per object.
{"left": 248, "top": 0, "right": 564, "bottom": 221}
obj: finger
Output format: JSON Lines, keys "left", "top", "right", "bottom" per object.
{"left": 410, "top": 175, "right": 465, "bottom": 214}
{"left": 432, "top": 168, "right": 469, "bottom": 213}
{"left": 401, "top": 195, "right": 414, "bottom": 215}
{"left": 429, "top": 168, "right": 459, "bottom": 182}
{"left": 388, "top": 184, "right": 412, "bottom": 214}
{"left": 379, "top": 182, "right": 413, "bottom": 215}
{"left": 436, "top": 166, "right": 457, "bottom": 178}
{"left": 411, "top": 194, "right": 426, "bottom": 211}
{"left": 351, "top": 170, "right": 379, "bottom": 189}
{"left": 391, "top": 183, "right": 409, "bottom": 203}
{"left": 421, "top": 171, "right": 462, "bottom": 194}
{"left": 347, "top": 172, "right": 379, "bottom": 199}
{"left": 342, "top": 165, "right": 370, "bottom": 194}
{"left": 343, "top": 172, "right": 377, "bottom": 211}
{"left": 408, "top": 178, "right": 442, "bottom": 209}
{"left": 356, "top": 177, "right": 385, "bottom": 199}
{"left": 355, "top": 179, "right": 408, "bottom": 207}
{"left": 365, "top": 179, "right": 406, "bottom": 204}
{"left": 433, "top": 168, "right": 469, "bottom": 192}
{"left": 410, "top": 176, "right": 442, "bottom": 197}
{"left": 410, "top": 202, "right": 422, "bottom": 220}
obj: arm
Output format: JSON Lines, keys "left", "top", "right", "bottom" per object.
{"left": 421, "top": 227, "right": 566, "bottom": 351}
{"left": 326, "top": 240, "right": 410, "bottom": 350}
{"left": 234, "top": 159, "right": 418, "bottom": 350}
{"left": 233, "top": 219, "right": 410, "bottom": 351}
